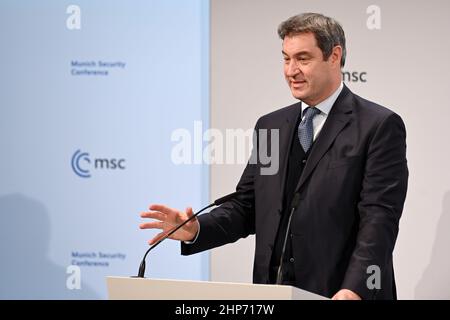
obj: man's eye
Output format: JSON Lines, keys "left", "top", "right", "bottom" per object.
{"left": 299, "top": 57, "right": 311, "bottom": 64}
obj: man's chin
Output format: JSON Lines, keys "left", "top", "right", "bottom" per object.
{"left": 290, "top": 90, "right": 306, "bottom": 101}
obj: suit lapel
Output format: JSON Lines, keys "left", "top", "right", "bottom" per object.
{"left": 262, "top": 102, "right": 301, "bottom": 257}
{"left": 294, "top": 85, "right": 354, "bottom": 193}
{"left": 277, "top": 102, "right": 302, "bottom": 211}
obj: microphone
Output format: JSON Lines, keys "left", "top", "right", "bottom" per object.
{"left": 136, "top": 191, "right": 239, "bottom": 278}
{"left": 276, "top": 192, "right": 300, "bottom": 285}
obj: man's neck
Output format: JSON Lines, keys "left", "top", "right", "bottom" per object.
{"left": 304, "top": 80, "right": 343, "bottom": 107}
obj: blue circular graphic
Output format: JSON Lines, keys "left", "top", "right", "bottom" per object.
{"left": 71, "top": 149, "right": 91, "bottom": 178}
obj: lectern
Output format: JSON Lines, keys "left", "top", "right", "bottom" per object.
{"left": 107, "top": 277, "right": 328, "bottom": 300}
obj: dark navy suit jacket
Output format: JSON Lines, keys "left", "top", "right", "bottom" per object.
{"left": 182, "top": 85, "right": 408, "bottom": 300}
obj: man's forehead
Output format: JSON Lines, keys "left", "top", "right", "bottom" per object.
{"left": 282, "top": 33, "right": 318, "bottom": 54}
{"left": 283, "top": 32, "right": 317, "bottom": 46}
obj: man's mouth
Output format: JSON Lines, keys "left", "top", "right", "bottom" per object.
{"left": 291, "top": 80, "right": 306, "bottom": 88}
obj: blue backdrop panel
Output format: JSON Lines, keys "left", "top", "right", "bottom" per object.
{"left": 0, "top": 0, "right": 210, "bottom": 299}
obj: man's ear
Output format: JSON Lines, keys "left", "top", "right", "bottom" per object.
{"left": 329, "top": 45, "right": 343, "bottom": 67}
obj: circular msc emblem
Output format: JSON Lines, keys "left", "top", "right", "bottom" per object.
{"left": 71, "top": 149, "right": 91, "bottom": 178}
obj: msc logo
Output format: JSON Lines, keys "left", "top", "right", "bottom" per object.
{"left": 342, "top": 71, "right": 368, "bottom": 83}
{"left": 71, "top": 149, "right": 126, "bottom": 178}
{"left": 71, "top": 150, "right": 91, "bottom": 178}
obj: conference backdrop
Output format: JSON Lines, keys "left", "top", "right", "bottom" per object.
{"left": 209, "top": 0, "right": 450, "bottom": 299}
{"left": 0, "top": 1, "right": 210, "bottom": 299}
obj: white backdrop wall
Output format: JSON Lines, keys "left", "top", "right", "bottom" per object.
{"left": 210, "top": 0, "right": 450, "bottom": 299}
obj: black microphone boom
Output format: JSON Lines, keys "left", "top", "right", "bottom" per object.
{"left": 137, "top": 191, "right": 238, "bottom": 278}
{"left": 214, "top": 191, "right": 238, "bottom": 206}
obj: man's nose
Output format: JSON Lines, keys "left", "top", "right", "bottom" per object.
{"left": 285, "top": 60, "right": 300, "bottom": 77}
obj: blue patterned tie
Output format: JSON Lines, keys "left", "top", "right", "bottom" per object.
{"left": 298, "top": 107, "right": 320, "bottom": 153}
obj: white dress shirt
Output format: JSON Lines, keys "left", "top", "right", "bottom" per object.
{"left": 302, "top": 82, "right": 344, "bottom": 141}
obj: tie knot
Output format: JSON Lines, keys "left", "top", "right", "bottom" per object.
{"left": 302, "top": 107, "right": 321, "bottom": 120}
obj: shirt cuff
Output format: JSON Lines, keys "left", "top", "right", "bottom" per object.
{"left": 183, "top": 220, "right": 200, "bottom": 244}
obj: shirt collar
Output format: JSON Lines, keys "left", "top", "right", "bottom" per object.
{"left": 302, "top": 82, "right": 344, "bottom": 116}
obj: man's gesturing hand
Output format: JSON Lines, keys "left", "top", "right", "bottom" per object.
{"left": 139, "top": 204, "right": 199, "bottom": 245}
{"left": 332, "top": 289, "right": 362, "bottom": 300}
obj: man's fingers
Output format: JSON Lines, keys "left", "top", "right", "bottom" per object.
{"left": 140, "top": 210, "right": 166, "bottom": 220}
{"left": 148, "top": 231, "right": 166, "bottom": 245}
{"left": 139, "top": 221, "right": 164, "bottom": 230}
{"left": 331, "top": 289, "right": 361, "bottom": 300}
{"left": 141, "top": 204, "right": 196, "bottom": 244}
{"left": 149, "top": 204, "right": 178, "bottom": 216}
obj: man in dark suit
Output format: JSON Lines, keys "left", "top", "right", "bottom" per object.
{"left": 140, "top": 13, "right": 408, "bottom": 300}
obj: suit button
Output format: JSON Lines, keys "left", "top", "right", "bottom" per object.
{"left": 289, "top": 258, "right": 295, "bottom": 263}
{"left": 302, "top": 159, "right": 307, "bottom": 164}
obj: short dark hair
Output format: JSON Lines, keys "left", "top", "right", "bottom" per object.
{"left": 278, "top": 13, "right": 346, "bottom": 67}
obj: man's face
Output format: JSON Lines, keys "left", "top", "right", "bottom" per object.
{"left": 282, "top": 32, "right": 339, "bottom": 106}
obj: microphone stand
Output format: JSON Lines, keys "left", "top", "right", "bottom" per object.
{"left": 276, "top": 193, "right": 300, "bottom": 284}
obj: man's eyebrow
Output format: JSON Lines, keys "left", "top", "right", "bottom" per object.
{"left": 282, "top": 50, "right": 312, "bottom": 57}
